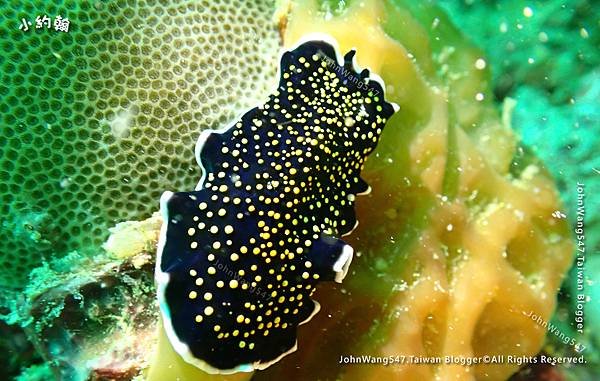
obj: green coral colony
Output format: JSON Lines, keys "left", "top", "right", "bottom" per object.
{"left": 156, "top": 37, "right": 397, "bottom": 373}
{"left": 0, "top": 0, "right": 279, "bottom": 287}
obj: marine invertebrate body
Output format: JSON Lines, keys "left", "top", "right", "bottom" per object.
{"left": 156, "top": 37, "right": 397, "bottom": 373}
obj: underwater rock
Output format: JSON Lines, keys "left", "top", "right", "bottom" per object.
{"left": 0, "top": 319, "right": 38, "bottom": 380}
{"left": 7, "top": 249, "right": 158, "bottom": 381}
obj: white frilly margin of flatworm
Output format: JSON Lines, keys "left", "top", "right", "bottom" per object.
{"left": 155, "top": 32, "right": 399, "bottom": 374}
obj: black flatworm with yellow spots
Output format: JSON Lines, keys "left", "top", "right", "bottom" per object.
{"left": 156, "top": 35, "right": 398, "bottom": 374}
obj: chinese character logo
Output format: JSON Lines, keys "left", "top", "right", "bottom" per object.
{"left": 53, "top": 15, "right": 70, "bottom": 32}
{"left": 19, "top": 15, "right": 70, "bottom": 33}
{"left": 18, "top": 18, "right": 32, "bottom": 31}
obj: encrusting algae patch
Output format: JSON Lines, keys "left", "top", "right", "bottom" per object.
{"left": 103, "top": 212, "right": 162, "bottom": 261}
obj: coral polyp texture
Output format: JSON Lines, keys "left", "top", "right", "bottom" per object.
{"left": 0, "top": 0, "right": 280, "bottom": 287}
